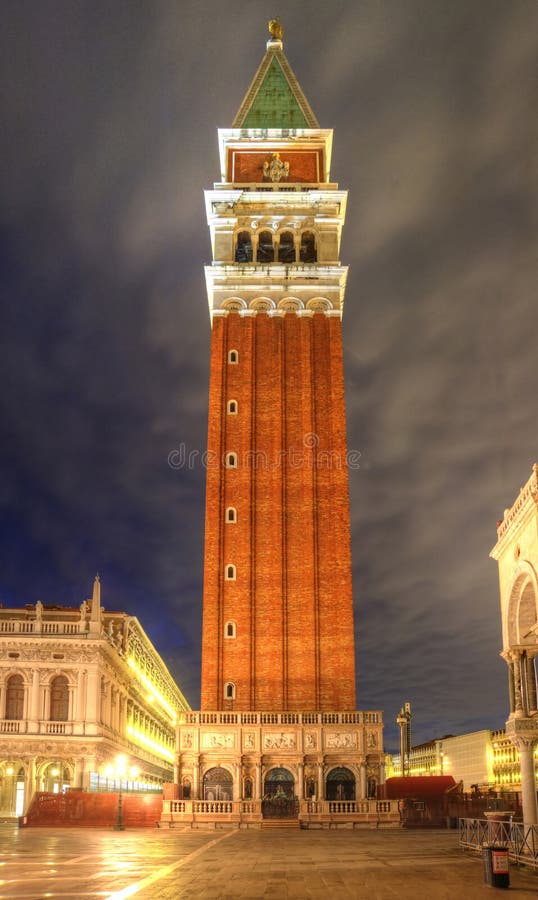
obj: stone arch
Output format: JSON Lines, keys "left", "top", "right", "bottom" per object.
{"left": 278, "top": 297, "right": 303, "bottom": 312}
{"left": 202, "top": 765, "right": 233, "bottom": 801}
{"left": 506, "top": 562, "right": 538, "bottom": 646}
{"left": 263, "top": 766, "right": 294, "bottom": 799}
{"left": 235, "top": 230, "right": 253, "bottom": 263}
{"left": 249, "top": 297, "right": 275, "bottom": 312}
{"left": 36, "top": 759, "right": 73, "bottom": 793}
{"left": 325, "top": 765, "right": 356, "bottom": 801}
{"left": 221, "top": 297, "right": 247, "bottom": 312}
{"left": 300, "top": 230, "right": 317, "bottom": 262}
{"left": 306, "top": 297, "right": 331, "bottom": 312}
{"left": 0, "top": 759, "right": 26, "bottom": 816}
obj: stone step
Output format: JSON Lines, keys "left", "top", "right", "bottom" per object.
{"left": 261, "top": 818, "right": 300, "bottom": 829}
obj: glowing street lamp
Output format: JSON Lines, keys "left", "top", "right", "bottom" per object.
{"left": 106, "top": 755, "right": 139, "bottom": 831}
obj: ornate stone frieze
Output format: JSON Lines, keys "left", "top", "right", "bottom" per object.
{"left": 202, "top": 733, "right": 235, "bottom": 750}
{"left": 325, "top": 732, "right": 357, "bottom": 750}
{"left": 263, "top": 732, "right": 296, "bottom": 750}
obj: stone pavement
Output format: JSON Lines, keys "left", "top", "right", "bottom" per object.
{"left": 1, "top": 823, "right": 538, "bottom": 899}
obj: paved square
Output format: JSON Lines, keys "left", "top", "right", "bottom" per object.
{"left": 1, "top": 824, "right": 538, "bottom": 899}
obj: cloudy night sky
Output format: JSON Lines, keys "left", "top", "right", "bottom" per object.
{"left": 1, "top": 1, "right": 536, "bottom": 750}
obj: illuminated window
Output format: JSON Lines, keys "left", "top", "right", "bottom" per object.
{"left": 228, "top": 350, "right": 238, "bottom": 364}
{"left": 225, "top": 564, "right": 236, "bottom": 581}
{"left": 227, "top": 400, "right": 238, "bottom": 415}
{"left": 225, "top": 621, "right": 236, "bottom": 639}
{"left": 224, "top": 682, "right": 236, "bottom": 700}
{"left": 225, "top": 452, "right": 238, "bottom": 469}
{"left": 226, "top": 507, "right": 237, "bottom": 523}
{"left": 50, "top": 675, "right": 69, "bottom": 721}
{"left": 5, "top": 674, "right": 24, "bottom": 720}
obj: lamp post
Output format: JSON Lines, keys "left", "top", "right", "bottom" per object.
{"left": 106, "top": 756, "right": 139, "bottom": 831}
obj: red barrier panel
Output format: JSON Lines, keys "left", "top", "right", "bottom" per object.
{"left": 22, "top": 791, "right": 163, "bottom": 827}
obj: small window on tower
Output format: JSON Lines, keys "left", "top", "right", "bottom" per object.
{"left": 225, "top": 621, "right": 236, "bottom": 639}
{"left": 225, "top": 564, "right": 236, "bottom": 581}
{"left": 225, "top": 452, "right": 238, "bottom": 469}
{"left": 227, "top": 400, "right": 238, "bottom": 415}
{"left": 224, "top": 682, "right": 236, "bottom": 700}
{"left": 226, "top": 507, "right": 237, "bottom": 523}
{"left": 228, "top": 350, "right": 239, "bottom": 364}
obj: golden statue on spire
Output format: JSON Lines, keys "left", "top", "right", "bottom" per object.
{"left": 268, "top": 17, "right": 283, "bottom": 41}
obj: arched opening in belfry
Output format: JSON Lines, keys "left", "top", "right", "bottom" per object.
{"left": 278, "top": 231, "right": 295, "bottom": 263}
{"left": 235, "top": 231, "right": 252, "bottom": 262}
{"left": 300, "top": 231, "right": 316, "bottom": 262}
{"left": 203, "top": 766, "right": 233, "bottom": 801}
{"left": 325, "top": 766, "right": 356, "bottom": 801}
{"left": 256, "top": 231, "right": 274, "bottom": 263}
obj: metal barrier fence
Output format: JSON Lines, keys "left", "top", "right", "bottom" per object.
{"left": 460, "top": 817, "right": 538, "bottom": 869}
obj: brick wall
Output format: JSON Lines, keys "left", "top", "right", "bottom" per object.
{"left": 201, "top": 312, "right": 356, "bottom": 711}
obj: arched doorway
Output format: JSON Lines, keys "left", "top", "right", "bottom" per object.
{"left": 41, "top": 763, "right": 71, "bottom": 794}
{"left": 202, "top": 766, "right": 233, "bottom": 801}
{"left": 0, "top": 763, "right": 25, "bottom": 816}
{"left": 326, "top": 767, "right": 356, "bottom": 801}
{"left": 262, "top": 767, "right": 297, "bottom": 819}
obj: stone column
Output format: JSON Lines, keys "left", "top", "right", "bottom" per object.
{"left": 526, "top": 653, "right": 538, "bottom": 713}
{"left": 29, "top": 670, "right": 40, "bottom": 729}
{"left": 507, "top": 661, "right": 516, "bottom": 714}
{"left": 255, "top": 760, "right": 262, "bottom": 801}
{"left": 506, "top": 719, "right": 538, "bottom": 827}
{"left": 192, "top": 758, "right": 200, "bottom": 800}
{"left": 513, "top": 653, "right": 524, "bottom": 715}
{"left": 317, "top": 764, "right": 324, "bottom": 802}
{"left": 359, "top": 763, "right": 367, "bottom": 799}
{"left": 297, "top": 763, "right": 304, "bottom": 800}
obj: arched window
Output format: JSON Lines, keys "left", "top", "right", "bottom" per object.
{"left": 226, "top": 507, "right": 237, "bottom": 523}
{"left": 5, "top": 674, "right": 24, "bottom": 720}
{"left": 326, "top": 766, "right": 356, "bottom": 801}
{"left": 228, "top": 350, "right": 239, "bottom": 364}
{"left": 227, "top": 400, "right": 238, "bottom": 415}
{"left": 50, "top": 675, "right": 69, "bottom": 721}
{"left": 225, "top": 452, "right": 238, "bottom": 469}
{"left": 257, "top": 231, "right": 274, "bottom": 263}
{"left": 278, "top": 231, "right": 296, "bottom": 263}
{"left": 225, "top": 621, "right": 236, "bottom": 639}
{"left": 224, "top": 682, "right": 236, "bottom": 700}
{"left": 225, "top": 564, "right": 236, "bottom": 581}
{"left": 203, "top": 766, "right": 233, "bottom": 801}
{"left": 235, "top": 231, "right": 253, "bottom": 263}
{"left": 300, "top": 231, "right": 316, "bottom": 263}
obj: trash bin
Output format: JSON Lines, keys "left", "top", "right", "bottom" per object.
{"left": 482, "top": 845, "right": 509, "bottom": 889}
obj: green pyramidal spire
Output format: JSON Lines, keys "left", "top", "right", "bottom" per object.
{"left": 232, "top": 19, "right": 319, "bottom": 129}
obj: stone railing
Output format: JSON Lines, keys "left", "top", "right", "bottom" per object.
{"left": 496, "top": 464, "right": 538, "bottom": 539}
{"left": 160, "top": 798, "right": 399, "bottom": 828}
{"left": 0, "top": 620, "right": 85, "bottom": 635}
{"left": 183, "top": 710, "right": 381, "bottom": 726}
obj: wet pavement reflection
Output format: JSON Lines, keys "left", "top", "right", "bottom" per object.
{"left": 1, "top": 823, "right": 538, "bottom": 899}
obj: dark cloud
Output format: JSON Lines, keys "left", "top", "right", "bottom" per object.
{"left": 1, "top": 0, "right": 536, "bottom": 749}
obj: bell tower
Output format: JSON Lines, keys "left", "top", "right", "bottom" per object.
{"left": 200, "top": 21, "right": 356, "bottom": 712}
